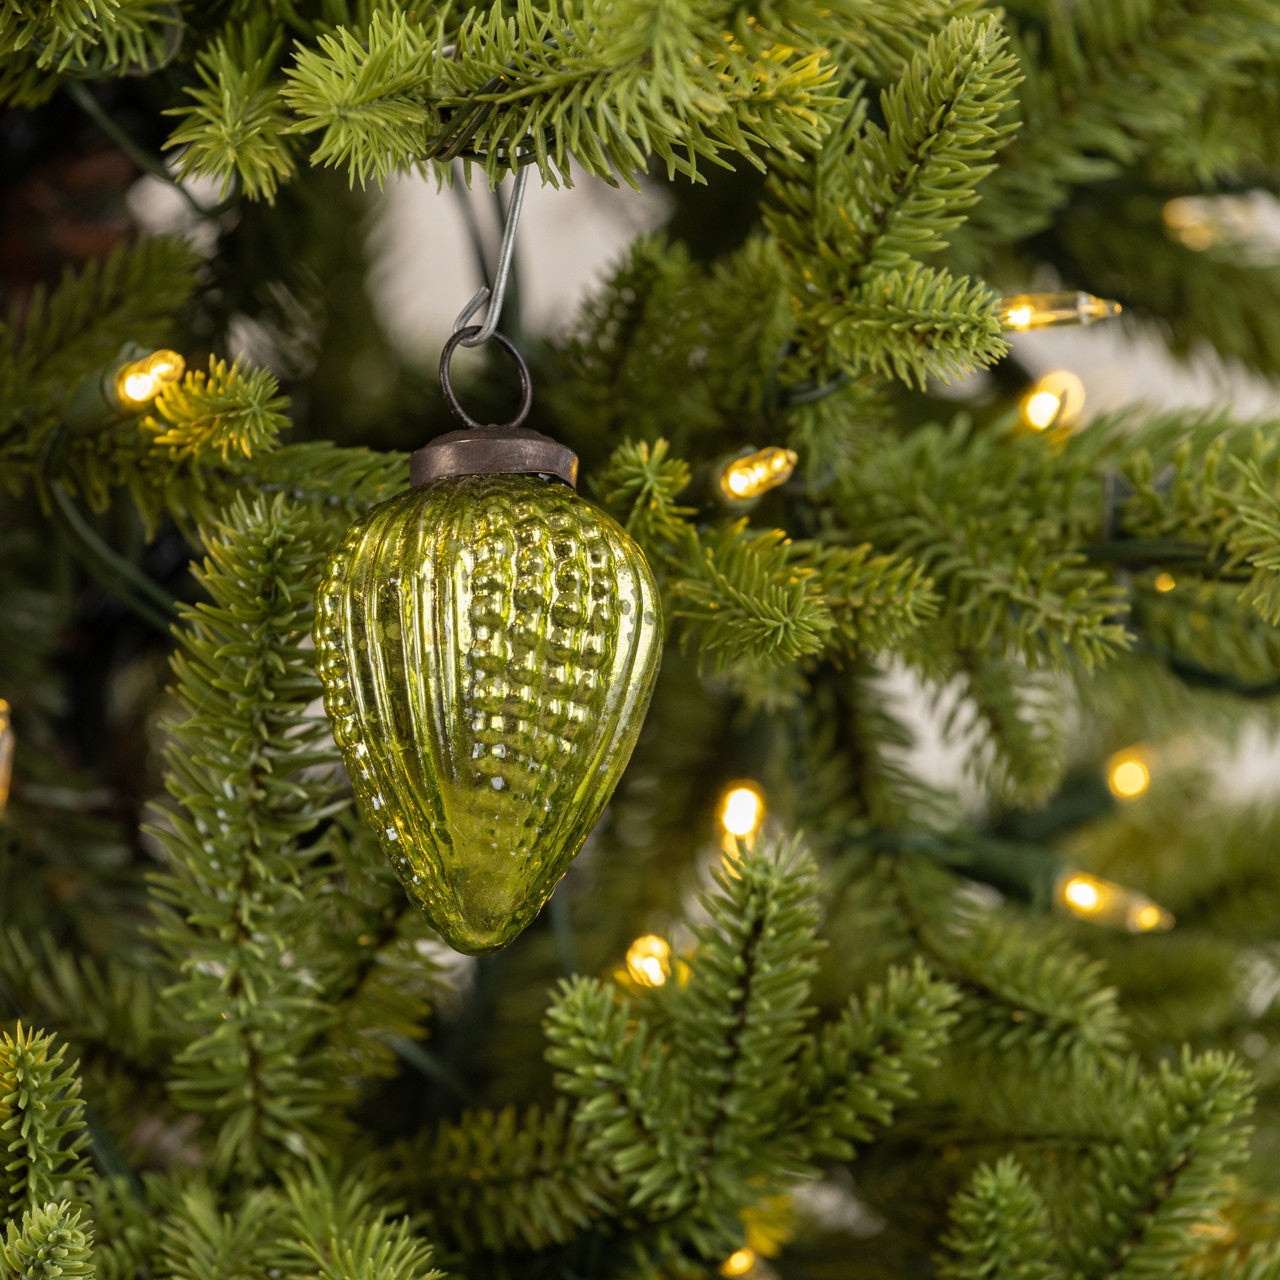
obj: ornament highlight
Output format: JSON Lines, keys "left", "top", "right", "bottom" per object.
{"left": 315, "top": 466, "right": 662, "bottom": 955}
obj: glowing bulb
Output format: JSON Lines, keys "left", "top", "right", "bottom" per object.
{"left": 625, "top": 934, "right": 671, "bottom": 987}
{"left": 721, "top": 1248, "right": 756, "bottom": 1278}
{"left": 1154, "top": 572, "right": 1176, "bottom": 593}
{"left": 1063, "top": 878, "right": 1099, "bottom": 910}
{"left": 1000, "top": 291, "right": 1122, "bottom": 331}
{"left": 721, "top": 784, "right": 763, "bottom": 838}
{"left": 719, "top": 447, "right": 798, "bottom": 502}
{"left": 1020, "top": 370, "right": 1085, "bottom": 432}
{"left": 1055, "top": 870, "right": 1174, "bottom": 933}
{"left": 1107, "top": 752, "right": 1150, "bottom": 800}
{"left": 112, "top": 349, "right": 185, "bottom": 409}
{"left": 1023, "top": 390, "right": 1062, "bottom": 430}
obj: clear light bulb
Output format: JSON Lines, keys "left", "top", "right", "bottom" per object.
{"left": 1000, "top": 291, "right": 1121, "bottom": 331}
{"left": 625, "top": 934, "right": 672, "bottom": 987}
{"left": 113, "top": 349, "right": 185, "bottom": 409}
{"left": 719, "top": 448, "right": 798, "bottom": 501}
{"left": 721, "top": 1248, "right": 756, "bottom": 1278}
{"left": 1020, "top": 370, "right": 1086, "bottom": 432}
{"left": 1056, "top": 870, "right": 1174, "bottom": 933}
{"left": 1107, "top": 749, "right": 1151, "bottom": 800}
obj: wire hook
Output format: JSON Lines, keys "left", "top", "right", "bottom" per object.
{"left": 452, "top": 164, "right": 530, "bottom": 348}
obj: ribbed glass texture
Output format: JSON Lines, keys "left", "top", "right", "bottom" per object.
{"left": 314, "top": 473, "right": 663, "bottom": 954}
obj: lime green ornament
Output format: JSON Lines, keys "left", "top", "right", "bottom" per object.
{"left": 313, "top": 362, "right": 662, "bottom": 953}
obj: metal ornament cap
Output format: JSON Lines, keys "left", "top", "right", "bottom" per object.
{"left": 313, "top": 472, "right": 663, "bottom": 954}
{"left": 410, "top": 424, "right": 579, "bottom": 488}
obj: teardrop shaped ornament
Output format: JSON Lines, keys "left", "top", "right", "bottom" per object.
{"left": 314, "top": 471, "right": 662, "bottom": 954}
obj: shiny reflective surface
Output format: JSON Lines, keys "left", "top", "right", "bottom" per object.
{"left": 314, "top": 473, "right": 662, "bottom": 954}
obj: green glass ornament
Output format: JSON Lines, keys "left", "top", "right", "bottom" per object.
{"left": 314, "top": 466, "right": 662, "bottom": 954}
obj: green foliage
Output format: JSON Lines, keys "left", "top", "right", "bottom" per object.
{"left": 770, "top": 17, "right": 1019, "bottom": 275}
{"left": 404, "top": 841, "right": 956, "bottom": 1270}
{"left": 271, "top": 1168, "right": 443, "bottom": 1280}
{"left": 3, "top": 0, "right": 1280, "bottom": 1274}
{"left": 937, "top": 1156, "right": 1054, "bottom": 1280}
{"left": 0, "top": 1025, "right": 88, "bottom": 1222}
{"left": 975, "top": 0, "right": 1280, "bottom": 240}
{"left": 168, "top": 25, "right": 298, "bottom": 203}
{"left": 144, "top": 357, "right": 289, "bottom": 463}
{"left": 147, "top": 495, "right": 354, "bottom": 1174}
{"left": 0, "top": 0, "right": 179, "bottom": 105}
{"left": 419, "top": 1101, "right": 609, "bottom": 1254}
{"left": 0, "top": 1202, "right": 93, "bottom": 1280}
{"left": 280, "top": 9, "right": 443, "bottom": 188}
{"left": 836, "top": 418, "right": 1131, "bottom": 669}
{"left": 593, "top": 437, "right": 695, "bottom": 547}
{"left": 827, "top": 266, "right": 1007, "bottom": 388}
{"left": 1065, "top": 1049, "right": 1254, "bottom": 1278}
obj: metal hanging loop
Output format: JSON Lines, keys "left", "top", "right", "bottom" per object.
{"left": 452, "top": 164, "right": 531, "bottom": 348}
{"left": 439, "top": 326, "right": 533, "bottom": 431}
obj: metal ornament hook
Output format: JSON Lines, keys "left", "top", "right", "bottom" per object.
{"left": 452, "top": 165, "right": 531, "bottom": 348}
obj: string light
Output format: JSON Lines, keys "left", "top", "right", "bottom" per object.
{"left": 1000, "top": 291, "right": 1121, "bottom": 331}
{"left": 720, "top": 781, "right": 765, "bottom": 852}
{"left": 1020, "top": 370, "right": 1086, "bottom": 432}
{"left": 1055, "top": 870, "right": 1174, "bottom": 933}
{"left": 1107, "top": 749, "right": 1151, "bottom": 800}
{"left": 1154, "top": 572, "right": 1177, "bottom": 593}
{"left": 720, "top": 1248, "right": 756, "bottom": 1278}
{"left": 719, "top": 447, "right": 798, "bottom": 501}
{"left": 625, "top": 934, "right": 672, "bottom": 987}
{"left": 0, "top": 700, "right": 12, "bottom": 810}
{"left": 112, "top": 349, "right": 185, "bottom": 410}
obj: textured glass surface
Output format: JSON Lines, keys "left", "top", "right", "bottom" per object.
{"left": 314, "top": 473, "right": 663, "bottom": 954}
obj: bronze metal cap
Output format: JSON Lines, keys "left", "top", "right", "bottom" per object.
{"left": 410, "top": 424, "right": 579, "bottom": 489}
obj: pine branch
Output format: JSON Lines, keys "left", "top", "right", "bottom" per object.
{"left": 551, "top": 236, "right": 717, "bottom": 444}
{"left": 1065, "top": 1049, "right": 1254, "bottom": 1279}
{"left": 824, "top": 266, "right": 1007, "bottom": 388}
{"left": 0, "top": 0, "right": 179, "bottom": 106}
{"left": 0, "top": 1202, "right": 93, "bottom": 1280}
{"left": 837, "top": 418, "right": 1131, "bottom": 669}
{"left": 668, "top": 839, "right": 823, "bottom": 1189}
{"left": 280, "top": 9, "right": 443, "bottom": 187}
{"left": 780, "top": 960, "right": 959, "bottom": 1164}
{"left": 672, "top": 523, "right": 829, "bottom": 671}
{"left": 155, "top": 1184, "right": 278, "bottom": 1280}
{"left": 937, "top": 1156, "right": 1056, "bottom": 1280}
{"left": 148, "top": 494, "right": 352, "bottom": 1174}
{"left": 0, "top": 1025, "right": 88, "bottom": 1222}
{"left": 272, "top": 1168, "right": 443, "bottom": 1280}
{"left": 166, "top": 23, "right": 297, "bottom": 203}
{"left": 544, "top": 975, "right": 695, "bottom": 1218}
{"left": 592, "top": 438, "right": 695, "bottom": 550}
{"left": 417, "top": 1100, "right": 613, "bottom": 1255}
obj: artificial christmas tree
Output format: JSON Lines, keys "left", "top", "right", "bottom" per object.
{"left": 3, "top": 1, "right": 1280, "bottom": 1277}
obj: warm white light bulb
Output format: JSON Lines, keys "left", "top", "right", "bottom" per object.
{"left": 625, "top": 934, "right": 671, "bottom": 987}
